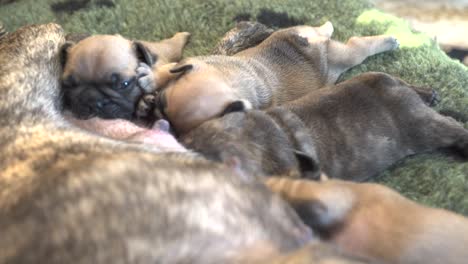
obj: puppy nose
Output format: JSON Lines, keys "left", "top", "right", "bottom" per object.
{"left": 96, "top": 99, "right": 110, "bottom": 109}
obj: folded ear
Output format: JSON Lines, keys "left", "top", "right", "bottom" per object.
{"left": 293, "top": 150, "right": 321, "bottom": 180}
{"left": 169, "top": 63, "right": 193, "bottom": 74}
{"left": 134, "top": 41, "right": 157, "bottom": 66}
{"left": 154, "top": 62, "right": 178, "bottom": 88}
{"left": 60, "top": 41, "right": 75, "bottom": 69}
{"left": 317, "top": 21, "right": 334, "bottom": 38}
{"left": 218, "top": 100, "right": 252, "bottom": 117}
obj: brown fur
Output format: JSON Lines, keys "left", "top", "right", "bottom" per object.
{"left": 266, "top": 177, "right": 468, "bottom": 264}
{"left": 62, "top": 32, "right": 190, "bottom": 121}
{"left": 155, "top": 22, "right": 399, "bottom": 134}
{"left": 0, "top": 23, "right": 368, "bottom": 264}
{"left": 182, "top": 72, "right": 468, "bottom": 181}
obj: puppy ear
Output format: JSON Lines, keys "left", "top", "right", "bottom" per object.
{"left": 60, "top": 41, "right": 75, "bottom": 69}
{"left": 317, "top": 21, "right": 334, "bottom": 38}
{"left": 169, "top": 64, "right": 193, "bottom": 74}
{"left": 293, "top": 150, "right": 321, "bottom": 180}
{"left": 134, "top": 41, "right": 157, "bottom": 66}
{"left": 218, "top": 100, "right": 252, "bottom": 117}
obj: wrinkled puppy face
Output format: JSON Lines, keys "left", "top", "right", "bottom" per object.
{"left": 62, "top": 35, "right": 148, "bottom": 120}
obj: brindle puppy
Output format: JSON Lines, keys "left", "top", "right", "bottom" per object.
{"left": 182, "top": 72, "right": 468, "bottom": 181}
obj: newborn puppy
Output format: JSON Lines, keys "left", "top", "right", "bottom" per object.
{"left": 266, "top": 177, "right": 468, "bottom": 264}
{"left": 182, "top": 72, "right": 468, "bottom": 181}
{"left": 148, "top": 21, "right": 399, "bottom": 134}
{"left": 61, "top": 32, "right": 190, "bottom": 121}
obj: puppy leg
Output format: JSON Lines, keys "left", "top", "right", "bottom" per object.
{"left": 391, "top": 84, "right": 468, "bottom": 157}
{"left": 413, "top": 109, "right": 468, "bottom": 158}
{"left": 327, "top": 36, "right": 399, "bottom": 83}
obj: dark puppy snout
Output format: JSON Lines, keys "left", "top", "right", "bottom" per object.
{"left": 95, "top": 98, "right": 111, "bottom": 110}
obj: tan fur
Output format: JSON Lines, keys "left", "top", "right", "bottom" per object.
{"left": 234, "top": 241, "right": 371, "bottom": 264}
{"left": 265, "top": 178, "right": 468, "bottom": 264}
{"left": 62, "top": 32, "right": 190, "bottom": 121}
{"left": 2, "top": 23, "right": 372, "bottom": 264}
{"left": 64, "top": 32, "right": 190, "bottom": 91}
{"left": 156, "top": 22, "right": 399, "bottom": 134}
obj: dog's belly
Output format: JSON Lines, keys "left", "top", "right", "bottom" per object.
{"left": 67, "top": 115, "right": 186, "bottom": 152}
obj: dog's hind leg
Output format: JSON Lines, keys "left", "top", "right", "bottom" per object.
{"left": 327, "top": 35, "right": 400, "bottom": 83}
{"left": 404, "top": 104, "right": 468, "bottom": 158}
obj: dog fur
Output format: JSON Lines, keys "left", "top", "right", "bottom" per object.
{"left": 182, "top": 72, "right": 468, "bottom": 181}
{"left": 0, "top": 23, "right": 371, "bottom": 264}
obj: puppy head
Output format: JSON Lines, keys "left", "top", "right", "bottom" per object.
{"left": 61, "top": 35, "right": 155, "bottom": 120}
{"left": 157, "top": 62, "right": 243, "bottom": 134}
{"left": 181, "top": 110, "right": 321, "bottom": 179}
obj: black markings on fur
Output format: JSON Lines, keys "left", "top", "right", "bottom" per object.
{"left": 256, "top": 8, "right": 305, "bottom": 28}
{"left": 134, "top": 42, "right": 157, "bottom": 66}
{"left": 293, "top": 150, "right": 320, "bottom": 180}
{"left": 169, "top": 64, "right": 193, "bottom": 74}
{"left": 51, "top": 0, "right": 115, "bottom": 15}
{"left": 60, "top": 41, "right": 74, "bottom": 68}
{"left": 219, "top": 101, "right": 246, "bottom": 117}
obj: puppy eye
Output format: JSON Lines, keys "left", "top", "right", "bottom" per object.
{"left": 120, "top": 77, "right": 135, "bottom": 90}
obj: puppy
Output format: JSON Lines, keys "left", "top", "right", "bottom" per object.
{"left": 147, "top": 21, "right": 399, "bottom": 134}
{"left": 1, "top": 23, "right": 371, "bottom": 264}
{"left": 182, "top": 72, "right": 468, "bottom": 181}
{"left": 61, "top": 31, "right": 190, "bottom": 121}
{"left": 266, "top": 177, "right": 468, "bottom": 264}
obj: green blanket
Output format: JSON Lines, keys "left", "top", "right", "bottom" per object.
{"left": 1, "top": 0, "right": 467, "bottom": 214}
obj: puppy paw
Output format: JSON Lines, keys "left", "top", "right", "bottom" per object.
{"left": 385, "top": 36, "right": 400, "bottom": 50}
{"left": 136, "top": 62, "right": 156, "bottom": 92}
{"left": 136, "top": 94, "right": 156, "bottom": 119}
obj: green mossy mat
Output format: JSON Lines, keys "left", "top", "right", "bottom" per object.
{"left": 1, "top": 0, "right": 467, "bottom": 214}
